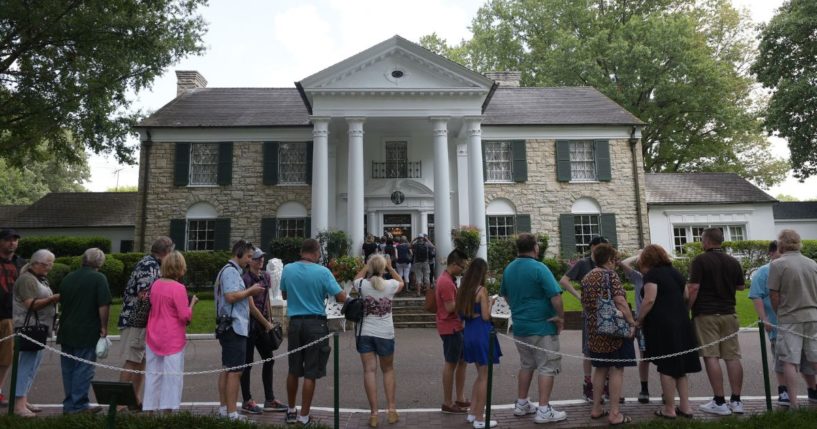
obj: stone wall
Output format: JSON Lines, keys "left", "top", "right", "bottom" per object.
{"left": 134, "top": 141, "right": 311, "bottom": 251}
{"left": 484, "top": 138, "right": 650, "bottom": 257}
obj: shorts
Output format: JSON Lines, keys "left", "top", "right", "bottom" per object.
{"left": 413, "top": 262, "right": 431, "bottom": 285}
{"left": 775, "top": 322, "right": 817, "bottom": 366}
{"left": 0, "top": 319, "right": 12, "bottom": 366}
{"left": 694, "top": 314, "right": 741, "bottom": 360}
{"left": 357, "top": 335, "right": 395, "bottom": 357}
{"left": 288, "top": 317, "right": 331, "bottom": 380}
{"left": 119, "top": 327, "right": 147, "bottom": 363}
{"left": 440, "top": 331, "right": 464, "bottom": 364}
{"left": 514, "top": 335, "right": 561, "bottom": 376}
{"left": 589, "top": 339, "right": 637, "bottom": 369}
{"left": 770, "top": 338, "right": 816, "bottom": 375}
{"left": 219, "top": 329, "right": 247, "bottom": 372}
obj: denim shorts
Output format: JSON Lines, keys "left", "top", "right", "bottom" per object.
{"left": 356, "top": 335, "right": 395, "bottom": 357}
{"left": 440, "top": 331, "right": 464, "bottom": 364}
{"left": 219, "top": 329, "right": 247, "bottom": 372}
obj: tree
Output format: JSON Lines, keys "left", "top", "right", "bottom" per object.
{"left": 422, "top": 0, "right": 789, "bottom": 187}
{"left": 0, "top": 142, "right": 89, "bottom": 205}
{"left": 0, "top": 0, "right": 207, "bottom": 167}
{"left": 105, "top": 185, "right": 138, "bottom": 192}
{"left": 752, "top": 0, "right": 817, "bottom": 179}
{"left": 775, "top": 193, "right": 799, "bottom": 202}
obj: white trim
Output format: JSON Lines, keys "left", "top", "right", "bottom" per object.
{"left": 481, "top": 125, "right": 634, "bottom": 140}
{"left": 139, "top": 128, "right": 312, "bottom": 142}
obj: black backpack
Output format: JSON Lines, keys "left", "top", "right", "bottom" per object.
{"left": 413, "top": 242, "right": 429, "bottom": 262}
{"left": 341, "top": 297, "right": 364, "bottom": 323}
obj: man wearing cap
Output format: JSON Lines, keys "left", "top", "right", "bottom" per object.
{"left": 0, "top": 229, "right": 24, "bottom": 405}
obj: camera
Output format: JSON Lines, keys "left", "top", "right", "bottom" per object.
{"left": 215, "top": 314, "right": 234, "bottom": 339}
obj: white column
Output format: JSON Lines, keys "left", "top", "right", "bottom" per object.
{"left": 367, "top": 211, "right": 377, "bottom": 236}
{"left": 456, "top": 142, "right": 470, "bottom": 226}
{"left": 431, "top": 117, "right": 453, "bottom": 270}
{"left": 466, "top": 117, "right": 488, "bottom": 260}
{"left": 347, "top": 118, "right": 366, "bottom": 256}
{"left": 419, "top": 211, "right": 429, "bottom": 236}
{"left": 310, "top": 117, "right": 330, "bottom": 237}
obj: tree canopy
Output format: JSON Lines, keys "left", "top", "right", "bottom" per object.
{"left": 421, "top": 0, "right": 789, "bottom": 188}
{"left": 752, "top": 0, "right": 817, "bottom": 180}
{"left": 0, "top": 0, "right": 207, "bottom": 167}
{"left": 0, "top": 141, "right": 89, "bottom": 205}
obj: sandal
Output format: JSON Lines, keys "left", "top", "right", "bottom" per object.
{"left": 654, "top": 409, "right": 676, "bottom": 420}
{"left": 591, "top": 410, "right": 609, "bottom": 419}
{"left": 609, "top": 415, "right": 632, "bottom": 426}
{"left": 675, "top": 407, "right": 694, "bottom": 419}
{"left": 26, "top": 403, "right": 42, "bottom": 413}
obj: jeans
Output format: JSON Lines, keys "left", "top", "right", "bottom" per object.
{"left": 241, "top": 326, "right": 275, "bottom": 402}
{"left": 15, "top": 350, "right": 44, "bottom": 397}
{"left": 60, "top": 345, "right": 97, "bottom": 413}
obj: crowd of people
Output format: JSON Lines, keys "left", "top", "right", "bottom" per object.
{"left": 1, "top": 225, "right": 816, "bottom": 427}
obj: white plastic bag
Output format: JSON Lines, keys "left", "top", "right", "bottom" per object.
{"left": 96, "top": 336, "right": 112, "bottom": 359}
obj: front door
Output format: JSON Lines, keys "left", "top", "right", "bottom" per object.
{"left": 383, "top": 213, "right": 411, "bottom": 240}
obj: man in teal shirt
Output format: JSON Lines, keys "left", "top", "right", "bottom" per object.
{"left": 500, "top": 233, "right": 566, "bottom": 423}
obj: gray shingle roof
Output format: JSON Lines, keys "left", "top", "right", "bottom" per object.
{"left": 483, "top": 87, "right": 644, "bottom": 125}
{"left": 0, "top": 205, "right": 28, "bottom": 226}
{"left": 645, "top": 173, "right": 776, "bottom": 205}
{"left": 9, "top": 192, "right": 138, "bottom": 228}
{"left": 137, "top": 86, "right": 643, "bottom": 128}
{"left": 773, "top": 202, "right": 817, "bottom": 220}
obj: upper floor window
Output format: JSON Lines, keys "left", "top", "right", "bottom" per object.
{"left": 385, "top": 141, "right": 408, "bottom": 178}
{"left": 485, "top": 141, "right": 513, "bottom": 182}
{"left": 279, "top": 142, "right": 307, "bottom": 184}
{"left": 190, "top": 143, "right": 219, "bottom": 185}
{"left": 570, "top": 141, "right": 596, "bottom": 182}
{"left": 556, "top": 140, "right": 610, "bottom": 183}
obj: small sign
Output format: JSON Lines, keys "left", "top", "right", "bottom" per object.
{"left": 390, "top": 191, "right": 405, "bottom": 205}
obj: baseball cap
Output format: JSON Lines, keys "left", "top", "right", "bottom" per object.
{"left": 0, "top": 229, "right": 20, "bottom": 240}
{"left": 589, "top": 236, "right": 609, "bottom": 246}
{"left": 251, "top": 248, "right": 265, "bottom": 260}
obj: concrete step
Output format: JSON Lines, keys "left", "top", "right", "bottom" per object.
{"left": 394, "top": 320, "right": 438, "bottom": 329}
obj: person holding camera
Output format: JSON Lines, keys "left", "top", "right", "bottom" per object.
{"left": 215, "top": 240, "right": 266, "bottom": 421}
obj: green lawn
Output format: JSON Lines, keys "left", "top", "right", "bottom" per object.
{"left": 107, "top": 299, "right": 216, "bottom": 335}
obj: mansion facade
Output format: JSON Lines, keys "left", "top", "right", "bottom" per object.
{"left": 134, "top": 36, "right": 649, "bottom": 261}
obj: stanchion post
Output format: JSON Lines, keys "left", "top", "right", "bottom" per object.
{"left": 8, "top": 335, "right": 19, "bottom": 415}
{"left": 333, "top": 332, "right": 340, "bottom": 429}
{"left": 486, "top": 328, "right": 496, "bottom": 424}
{"left": 758, "top": 320, "right": 772, "bottom": 411}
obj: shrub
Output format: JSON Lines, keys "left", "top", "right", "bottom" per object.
{"left": 268, "top": 237, "right": 303, "bottom": 264}
{"left": 49, "top": 257, "right": 126, "bottom": 296}
{"left": 487, "top": 238, "right": 516, "bottom": 277}
{"left": 46, "top": 263, "right": 71, "bottom": 293}
{"left": 453, "top": 226, "right": 481, "bottom": 259}
{"left": 18, "top": 236, "right": 112, "bottom": 258}
{"left": 110, "top": 252, "right": 148, "bottom": 279}
{"left": 327, "top": 255, "right": 363, "bottom": 283}
{"left": 180, "top": 251, "right": 231, "bottom": 290}
{"left": 535, "top": 233, "right": 549, "bottom": 258}
{"left": 542, "top": 257, "right": 568, "bottom": 279}
{"left": 317, "top": 230, "right": 351, "bottom": 261}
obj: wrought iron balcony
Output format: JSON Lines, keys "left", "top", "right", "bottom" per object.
{"left": 371, "top": 161, "right": 422, "bottom": 179}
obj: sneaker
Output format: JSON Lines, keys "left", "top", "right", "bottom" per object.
{"left": 513, "top": 399, "right": 538, "bottom": 416}
{"left": 441, "top": 403, "right": 467, "bottom": 414}
{"left": 729, "top": 400, "right": 744, "bottom": 414}
{"left": 473, "top": 420, "right": 498, "bottom": 428}
{"left": 638, "top": 390, "right": 650, "bottom": 404}
{"left": 229, "top": 413, "right": 248, "bottom": 421}
{"left": 582, "top": 380, "right": 593, "bottom": 402}
{"left": 779, "top": 390, "right": 791, "bottom": 407}
{"left": 241, "top": 400, "right": 263, "bottom": 414}
{"left": 698, "top": 400, "right": 731, "bottom": 416}
{"left": 466, "top": 414, "right": 476, "bottom": 423}
{"left": 299, "top": 417, "right": 316, "bottom": 427}
{"left": 808, "top": 388, "right": 817, "bottom": 403}
{"left": 286, "top": 409, "right": 298, "bottom": 424}
{"left": 264, "top": 399, "right": 288, "bottom": 412}
{"left": 534, "top": 405, "right": 567, "bottom": 424}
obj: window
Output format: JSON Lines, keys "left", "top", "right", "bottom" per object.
{"left": 279, "top": 142, "right": 307, "bottom": 184}
{"left": 729, "top": 225, "right": 745, "bottom": 241}
{"left": 672, "top": 224, "right": 746, "bottom": 254}
{"left": 385, "top": 141, "right": 408, "bottom": 178}
{"left": 427, "top": 214, "right": 435, "bottom": 243}
{"left": 673, "top": 227, "right": 688, "bottom": 255}
{"left": 487, "top": 215, "right": 516, "bottom": 240}
{"left": 187, "top": 219, "right": 215, "bottom": 250}
{"left": 484, "top": 141, "right": 513, "bottom": 182}
{"left": 570, "top": 141, "right": 596, "bottom": 181}
{"left": 277, "top": 218, "right": 307, "bottom": 238}
{"left": 574, "top": 215, "right": 601, "bottom": 256}
{"left": 190, "top": 143, "right": 219, "bottom": 185}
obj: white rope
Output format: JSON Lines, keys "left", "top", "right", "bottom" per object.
{"left": 761, "top": 320, "right": 817, "bottom": 341}
{"left": 10, "top": 332, "right": 334, "bottom": 376}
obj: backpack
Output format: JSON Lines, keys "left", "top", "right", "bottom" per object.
{"left": 413, "top": 242, "right": 429, "bottom": 262}
{"left": 341, "top": 297, "right": 364, "bottom": 323}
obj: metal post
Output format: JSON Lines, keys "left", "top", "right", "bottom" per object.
{"left": 758, "top": 320, "right": 772, "bottom": 411}
{"left": 8, "top": 336, "right": 19, "bottom": 415}
{"left": 106, "top": 394, "right": 119, "bottom": 429}
{"left": 333, "top": 332, "right": 340, "bottom": 429}
{"left": 486, "top": 328, "right": 496, "bottom": 424}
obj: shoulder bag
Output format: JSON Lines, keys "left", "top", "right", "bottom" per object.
{"left": 17, "top": 299, "right": 49, "bottom": 351}
{"left": 595, "top": 270, "right": 631, "bottom": 338}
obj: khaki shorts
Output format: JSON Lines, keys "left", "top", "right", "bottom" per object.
{"left": 694, "top": 314, "right": 741, "bottom": 360}
{"left": 119, "top": 327, "right": 146, "bottom": 363}
{"left": 514, "top": 335, "right": 561, "bottom": 376}
{"left": 412, "top": 262, "right": 431, "bottom": 285}
{"left": 0, "top": 319, "right": 12, "bottom": 366}
{"left": 770, "top": 338, "right": 816, "bottom": 375}
{"left": 775, "top": 322, "right": 817, "bottom": 367}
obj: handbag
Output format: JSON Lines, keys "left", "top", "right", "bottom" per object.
{"left": 595, "top": 271, "right": 631, "bottom": 338}
{"left": 423, "top": 286, "right": 437, "bottom": 313}
{"left": 17, "top": 300, "right": 49, "bottom": 352}
{"left": 126, "top": 288, "right": 152, "bottom": 328}
{"left": 268, "top": 321, "right": 283, "bottom": 351}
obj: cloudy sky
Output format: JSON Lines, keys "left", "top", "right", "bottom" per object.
{"left": 88, "top": 0, "right": 816, "bottom": 200}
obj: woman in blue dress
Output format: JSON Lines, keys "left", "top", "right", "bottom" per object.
{"left": 456, "top": 258, "right": 502, "bottom": 429}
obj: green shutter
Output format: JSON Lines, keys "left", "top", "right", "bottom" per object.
{"left": 595, "top": 140, "right": 611, "bottom": 181}
{"left": 515, "top": 214, "right": 531, "bottom": 233}
{"left": 600, "top": 213, "right": 618, "bottom": 247}
{"left": 556, "top": 140, "right": 571, "bottom": 182}
{"left": 263, "top": 142, "right": 279, "bottom": 185}
{"left": 217, "top": 142, "right": 233, "bottom": 186}
{"left": 213, "top": 218, "right": 231, "bottom": 250}
{"left": 481, "top": 141, "right": 487, "bottom": 182}
{"left": 559, "top": 214, "right": 576, "bottom": 258}
{"left": 305, "top": 142, "right": 314, "bottom": 185}
{"left": 169, "top": 219, "right": 187, "bottom": 251}
{"left": 512, "top": 140, "right": 527, "bottom": 182}
{"left": 260, "top": 217, "right": 277, "bottom": 253}
{"left": 174, "top": 143, "right": 190, "bottom": 186}
{"left": 304, "top": 217, "right": 312, "bottom": 238}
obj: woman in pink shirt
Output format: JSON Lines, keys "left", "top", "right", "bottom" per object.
{"left": 144, "top": 251, "right": 198, "bottom": 412}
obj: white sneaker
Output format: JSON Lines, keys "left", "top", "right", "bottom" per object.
{"left": 534, "top": 405, "right": 567, "bottom": 423}
{"left": 228, "top": 412, "right": 248, "bottom": 421}
{"left": 698, "top": 400, "right": 731, "bottom": 416}
{"left": 729, "top": 400, "right": 744, "bottom": 414}
{"left": 513, "top": 399, "right": 538, "bottom": 416}
{"left": 466, "top": 414, "right": 476, "bottom": 423}
{"left": 473, "top": 420, "right": 498, "bottom": 428}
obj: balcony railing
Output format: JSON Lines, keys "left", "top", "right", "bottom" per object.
{"left": 371, "top": 161, "right": 422, "bottom": 179}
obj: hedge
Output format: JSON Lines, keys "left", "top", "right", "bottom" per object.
{"left": 269, "top": 237, "right": 304, "bottom": 264}
{"left": 18, "top": 236, "right": 112, "bottom": 258}
{"left": 487, "top": 233, "right": 553, "bottom": 282}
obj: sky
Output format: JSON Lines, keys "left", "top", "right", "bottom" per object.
{"left": 86, "top": 0, "right": 817, "bottom": 201}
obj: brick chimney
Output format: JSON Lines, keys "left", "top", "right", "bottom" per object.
{"left": 175, "top": 70, "right": 207, "bottom": 96}
{"left": 485, "top": 71, "right": 521, "bottom": 87}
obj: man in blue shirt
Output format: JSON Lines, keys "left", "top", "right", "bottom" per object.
{"left": 281, "top": 238, "right": 346, "bottom": 426}
{"left": 749, "top": 240, "right": 817, "bottom": 406}
{"left": 500, "top": 233, "right": 567, "bottom": 423}
{"left": 216, "top": 240, "right": 265, "bottom": 421}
